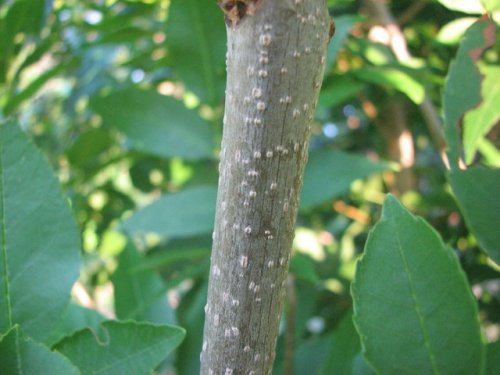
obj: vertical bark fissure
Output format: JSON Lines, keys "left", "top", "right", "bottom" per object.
{"left": 201, "top": 1, "right": 329, "bottom": 373}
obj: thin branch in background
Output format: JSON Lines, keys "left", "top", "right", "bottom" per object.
{"left": 397, "top": 0, "right": 428, "bottom": 26}
{"left": 364, "top": 0, "right": 449, "bottom": 169}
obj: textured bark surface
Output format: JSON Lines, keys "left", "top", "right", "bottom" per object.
{"left": 201, "top": 1, "right": 329, "bottom": 374}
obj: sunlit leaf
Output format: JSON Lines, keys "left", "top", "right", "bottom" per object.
{"left": 0, "top": 121, "right": 81, "bottom": 342}
{"left": 353, "top": 66, "right": 425, "bottom": 104}
{"left": 55, "top": 320, "right": 185, "bottom": 375}
{"left": 166, "top": 0, "right": 226, "bottom": 105}
{"left": 0, "top": 326, "right": 80, "bottom": 375}
{"left": 463, "top": 65, "right": 500, "bottom": 164}
{"left": 121, "top": 185, "right": 216, "bottom": 238}
{"left": 449, "top": 167, "right": 500, "bottom": 264}
{"left": 443, "top": 16, "right": 495, "bottom": 167}
{"left": 90, "top": 89, "right": 214, "bottom": 160}
{"left": 352, "top": 195, "right": 484, "bottom": 375}
{"left": 300, "top": 150, "right": 390, "bottom": 209}
{"left": 437, "top": 18, "right": 478, "bottom": 45}
{"left": 0, "top": 0, "right": 49, "bottom": 82}
{"left": 437, "top": 0, "right": 485, "bottom": 13}
{"left": 481, "top": 0, "right": 500, "bottom": 12}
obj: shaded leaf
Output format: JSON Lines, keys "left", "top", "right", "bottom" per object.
{"left": 352, "top": 353, "right": 376, "bottom": 375}
{"left": 352, "top": 195, "right": 484, "bottom": 375}
{"left": 318, "top": 75, "right": 364, "bottom": 111}
{"left": 0, "top": 326, "right": 80, "bottom": 375}
{"left": 166, "top": 0, "right": 226, "bottom": 105}
{"left": 443, "top": 16, "right": 496, "bottom": 167}
{"left": 325, "top": 15, "right": 362, "bottom": 73}
{"left": 290, "top": 253, "right": 320, "bottom": 283}
{"left": 90, "top": 89, "right": 214, "bottom": 160}
{"left": 300, "top": 150, "right": 389, "bottom": 209}
{"left": 175, "top": 283, "right": 207, "bottom": 375}
{"left": 47, "top": 304, "right": 106, "bottom": 347}
{"left": 486, "top": 341, "right": 500, "bottom": 375}
{"left": 0, "top": 121, "right": 81, "bottom": 342}
{"left": 320, "top": 311, "right": 362, "bottom": 375}
{"left": 55, "top": 320, "right": 185, "bottom": 375}
{"left": 463, "top": 65, "right": 500, "bottom": 164}
{"left": 121, "top": 185, "right": 216, "bottom": 238}
{"left": 449, "top": 167, "right": 500, "bottom": 264}
{"left": 112, "top": 242, "right": 176, "bottom": 325}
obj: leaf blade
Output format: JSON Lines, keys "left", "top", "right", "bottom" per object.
{"left": 448, "top": 167, "right": 500, "bottom": 264}
{"left": 55, "top": 320, "right": 186, "bottom": 375}
{"left": 121, "top": 185, "right": 217, "bottom": 238}
{"left": 90, "top": 89, "right": 214, "bottom": 160}
{"left": 0, "top": 326, "right": 80, "bottom": 375}
{"left": 0, "top": 121, "right": 81, "bottom": 342}
{"left": 300, "top": 150, "right": 390, "bottom": 209}
{"left": 352, "top": 195, "right": 484, "bottom": 375}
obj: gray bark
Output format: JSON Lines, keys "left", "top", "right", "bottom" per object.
{"left": 201, "top": 1, "right": 329, "bottom": 374}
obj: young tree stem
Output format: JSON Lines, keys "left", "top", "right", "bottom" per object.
{"left": 201, "top": 0, "right": 330, "bottom": 373}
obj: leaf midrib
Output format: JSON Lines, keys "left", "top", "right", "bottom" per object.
{"left": 390, "top": 204, "right": 440, "bottom": 375}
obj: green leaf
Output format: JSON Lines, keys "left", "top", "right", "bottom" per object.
{"left": 352, "top": 353, "right": 376, "bottom": 375}
{"left": 5, "top": 62, "right": 69, "bottom": 115}
{"left": 443, "top": 16, "right": 496, "bottom": 168}
{"left": 352, "top": 195, "right": 484, "bottom": 375}
{"left": 325, "top": 15, "right": 361, "bottom": 73}
{"left": 289, "top": 335, "right": 331, "bottom": 375}
{"left": 463, "top": 65, "right": 500, "bottom": 164}
{"left": 437, "top": 18, "right": 478, "bottom": 45}
{"left": 353, "top": 66, "right": 425, "bottom": 104}
{"left": 175, "top": 283, "right": 207, "bottom": 375}
{"left": 0, "top": 0, "right": 49, "bottom": 82}
{"left": 290, "top": 253, "right": 320, "bottom": 283}
{"left": 166, "top": 0, "right": 226, "bottom": 105}
{"left": 318, "top": 75, "right": 364, "bottom": 110}
{"left": 0, "top": 326, "right": 80, "bottom": 375}
{"left": 121, "top": 185, "right": 216, "bottom": 238}
{"left": 112, "top": 242, "right": 176, "bottom": 325}
{"left": 55, "top": 320, "right": 185, "bottom": 375}
{"left": 486, "top": 341, "right": 500, "bottom": 375}
{"left": 90, "top": 89, "right": 214, "bottom": 160}
{"left": 481, "top": 0, "right": 500, "bottom": 12}
{"left": 300, "top": 150, "right": 390, "bottom": 209}
{"left": 47, "top": 304, "right": 106, "bottom": 347}
{"left": 437, "top": 0, "right": 485, "bottom": 13}
{"left": 66, "top": 128, "right": 114, "bottom": 172}
{"left": 320, "top": 311, "right": 362, "bottom": 375}
{"left": 0, "top": 121, "right": 81, "bottom": 342}
{"left": 449, "top": 167, "right": 500, "bottom": 264}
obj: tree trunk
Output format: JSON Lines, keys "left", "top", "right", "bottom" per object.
{"left": 201, "top": 1, "right": 330, "bottom": 374}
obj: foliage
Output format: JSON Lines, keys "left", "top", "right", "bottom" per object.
{"left": 0, "top": 0, "right": 499, "bottom": 373}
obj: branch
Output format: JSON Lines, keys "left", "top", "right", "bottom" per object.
{"left": 201, "top": 1, "right": 330, "bottom": 373}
